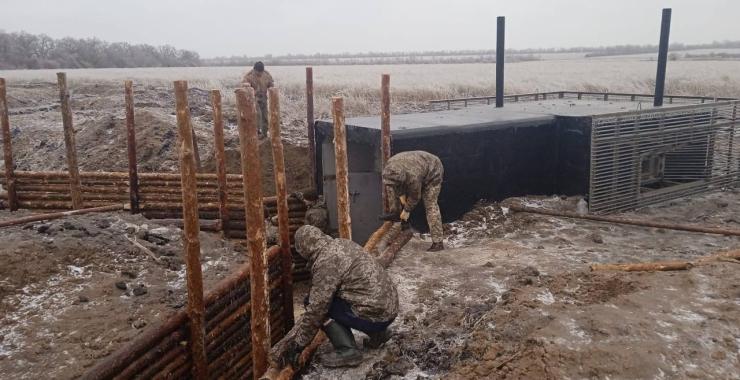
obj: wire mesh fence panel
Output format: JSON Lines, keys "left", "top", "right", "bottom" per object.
{"left": 589, "top": 101, "right": 740, "bottom": 214}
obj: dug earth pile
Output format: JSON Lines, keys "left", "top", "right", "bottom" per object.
{"left": 303, "top": 192, "right": 740, "bottom": 379}
{"left": 0, "top": 211, "right": 247, "bottom": 379}
{"left": 3, "top": 81, "right": 312, "bottom": 195}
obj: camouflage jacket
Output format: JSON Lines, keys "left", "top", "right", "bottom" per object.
{"left": 382, "top": 150, "right": 444, "bottom": 212}
{"left": 241, "top": 69, "right": 274, "bottom": 99}
{"left": 287, "top": 226, "right": 399, "bottom": 349}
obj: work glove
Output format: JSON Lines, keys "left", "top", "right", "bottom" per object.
{"left": 400, "top": 210, "right": 410, "bottom": 222}
{"left": 379, "top": 212, "right": 401, "bottom": 222}
{"left": 278, "top": 341, "right": 302, "bottom": 368}
{"left": 399, "top": 195, "right": 407, "bottom": 206}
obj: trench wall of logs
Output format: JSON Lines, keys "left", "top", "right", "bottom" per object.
{"left": 82, "top": 246, "right": 286, "bottom": 380}
{"left": 0, "top": 70, "right": 397, "bottom": 379}
{"left": 0, "top": 171, "right": 311, "bottom": 281}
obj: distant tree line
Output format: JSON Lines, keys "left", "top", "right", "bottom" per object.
{"left": 0, "top": 30, "right": 201, "bottom": 69}
{"left": 583, "top": 41, "right": 740, "bottom": 58}
{"left": 206, "top": 40, "right": 740, "bottom": 66}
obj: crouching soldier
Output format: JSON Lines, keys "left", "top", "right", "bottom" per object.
{"left": 270, "top": 225, "right": 399, "bottom": 368}
{"left": 382, "top": 150, "right": 445, "bottom": 251}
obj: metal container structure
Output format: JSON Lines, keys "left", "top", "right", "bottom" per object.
{"left": 314, "top": 94, "right": 739, "bottom": 243}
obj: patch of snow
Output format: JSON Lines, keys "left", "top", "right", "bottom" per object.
{"left": 537, "top": 289, "right": 555, "bottom": 305}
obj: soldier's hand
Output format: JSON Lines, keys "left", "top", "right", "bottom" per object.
{"left": 400, "top": 210, "right": 410, "bottom": 222}
{"left": 278, "top": 341, "right": 302, "bottom": 368}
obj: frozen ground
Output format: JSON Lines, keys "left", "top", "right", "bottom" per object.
{"left": 0, "top": 211, "right": 248, "bottom": 379}
{"left": 304, "top": 192, "right": 740, "bottom": 379}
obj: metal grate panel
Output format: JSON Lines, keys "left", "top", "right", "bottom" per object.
{"left": 589, "top": 101, "right": 739, "bottom": 214}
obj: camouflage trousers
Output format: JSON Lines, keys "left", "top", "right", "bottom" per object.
{"left": 256, "top": 97, "right": 269, "bottom": 137}
{"left": 422, "top": 183, "right": 443, "bottom": 243}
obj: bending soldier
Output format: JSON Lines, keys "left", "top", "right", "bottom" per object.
{"left": 270, "top": 225, "right": 399, "bottom": 368}
{"left": 382, "top": 150, "right": 445, "bottom": 251}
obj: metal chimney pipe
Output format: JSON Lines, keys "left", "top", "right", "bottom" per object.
{"left": 496, "top": 16, "right": 505, "bottom": 108}
{"left": 654, "top": 8, "right": 672, "bottom": 107}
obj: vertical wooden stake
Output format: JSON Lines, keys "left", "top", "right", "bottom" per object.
{"left": 124, "top": 80, "right": 140, "bottom": 214}
{"left": 57, "top": 72, "right": 83, "bottom": 209}
{"left": 192, "top": 126, "right": 202, "bottom": 172}
{"left": 0, "top": 78, "right": 18, "bottom": 211}
{"left": 332, "top": 97, "right": 352, "bottom": 240}
{"left": 174, "top": 80, "right": 207, "bottom": 380}
{"left": 210, "top": 89, "right": 229, "bottom": 233}
{"left": 380, "top": 74, "right": 392, "bottom": 213}
{"left": 268, "top": 87, "right": 295, "bottom": 330}
{"left": 306, "top": 67, "right": 316, "bottom": 191}
{"left": 235, "top": 87, "right": 270, "bottom": 378}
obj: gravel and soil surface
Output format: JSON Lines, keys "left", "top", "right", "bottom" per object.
{"left": 1, "top": 77, "right": 739, "bottom": 379}
{"left": 304, "top": 192, "right": 740, "bottom": 379}
{"left": 0, "top": 211, "right": 247, "bottom": 379}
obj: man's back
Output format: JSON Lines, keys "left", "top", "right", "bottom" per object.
{"left": 242, "top": 69, "right": 274, "bottom": 98}
{"left": 310, "top": 237, "right": 399, "bottom": 323}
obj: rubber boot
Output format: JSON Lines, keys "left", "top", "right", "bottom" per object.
{"left": 363, "top": 328, "right": 392, "bottom": 349}
{"left": 320, "top": 321, "right": 363, "bottom": 367}
{"left": 428, "top": 242, "right": 444, "bottom": 252}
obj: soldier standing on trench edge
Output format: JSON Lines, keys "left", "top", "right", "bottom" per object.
{"left": 241, "top": 61, "right": 274, "bottom": 137}
{"left": 382, "top": 150, "right": 445, "bottom": 252}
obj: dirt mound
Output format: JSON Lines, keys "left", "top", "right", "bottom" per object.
{"left": 443, "top": 200, "right": 538, "bottom": 247}
{"left": 0, "top": 211, "right": 246, "bottom": 379}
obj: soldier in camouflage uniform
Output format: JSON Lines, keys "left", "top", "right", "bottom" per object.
{"left": 304, "top": 195, "right": 329, "bottom": 233}
{"left": 270, "top": 225, "right": 399, "bottom": 368}
{"left": 382, "top": 150, "right": 445, "bottom": 251}
{"left": 241, "top": 61, "right": 274, "bottom": 137}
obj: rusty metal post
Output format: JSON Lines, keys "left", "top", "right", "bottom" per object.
{"left": 332, "top": 97, "right": 351, "bottom": 240}
{"left": 654, "top": 8, "right": 672, "bottom": 107}
{"left": 173, "top": 80, "right": 207, "bottom": 380}
{"left": 235, "top": 87, "right": 270, "bottom": 377}
{"left": 380, "top": 74, "right": 392, "bottom": 213}
{"left": 0, "top": 78, "right": 18, "bottom": 211}
{"left": 306, "top": 67, "right": 316, "bottom": 191}
{"left": 268, "top": 87, "right": 295, "bottom": 329}
{"left": 124, "top": 80, "right": 140, "bottom": 214}
{"left": 496, "top": 16, "right": 505, "bottom": 108}
{"left": 56, "top": 72, "right": 83, "bottom": 209}
{"left": 210, "top": 89, "right": 229, "bottom": 233}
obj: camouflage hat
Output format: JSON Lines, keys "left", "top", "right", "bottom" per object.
{"left": 294, "top": 225, "right": 330, "bottom": 261}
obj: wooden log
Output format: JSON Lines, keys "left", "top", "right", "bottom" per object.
{"left": 332, "top": 97, "right": 351, "bottom": 240}
{"left": 508, "top": 204, "right": 740, "bottom": 237}
{"left": 235, "top": 86, "right": 270, "bottom": 378}
{"left": 56, "top": 72, "right": 83, "bottom": 209}
{"left": 380, "top": 74, "right": 391, "bottom": 213}
{"left": 590, "top": 261, "right": 693, "bottom": 272}
{"left": 173, "top": 80, "right": 207, "bottom": 380}
{"left": 0, "top": 78, "right": 18, "bottom": 211}
{"left": 305, "top": 67, "right": 316, "bottom": 192}
{"left": 0, "top": 204, "right": 124, "bottom": 229}
{"left": 364, "top": 221, "right": 393, "bottom": 255}
{"left": 211, "top": 89, "right": 230, "bottom": 234}
{"left": 131, "top": 341, "right": 186, "bottom": 380}
{"left": 17, "top": 192, "right": 128, "bottom": 202}
{"left": 268, "top": 87, "right": 295, "bottom": 330}
{"left": 377, "top": 228, "right": 413, "bottom": 268}
{"left": 124, "top": 80, "right": 140, "bottom": 214}
{"left": 114, "top": 330, "right": 183, "bottom": 380}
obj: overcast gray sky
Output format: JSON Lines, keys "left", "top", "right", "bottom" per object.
{"left": 2, "top": 0, "right": 738, "bottom": 57}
